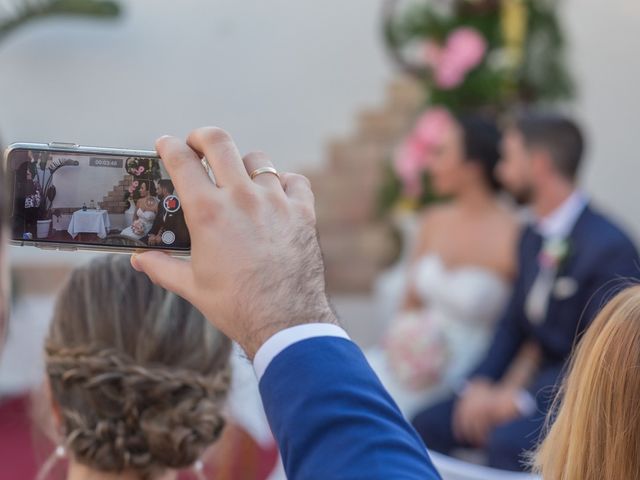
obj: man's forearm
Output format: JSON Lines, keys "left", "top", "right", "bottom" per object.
{"left": 258, "top": 332, "right": 441, "bottom": 480}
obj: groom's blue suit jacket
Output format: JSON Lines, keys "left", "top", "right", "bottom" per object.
{"left": 260, "top": 336, "right": 442, "bottom": 480}
{"left": 471, "top": 205, "right": 639, "bottom": 404}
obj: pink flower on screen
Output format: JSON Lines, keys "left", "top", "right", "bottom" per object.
{"left": 132, "top": 180, "right": 139, "bottom": 187}
{"left": 424, "top": 27, "right": 487, "bottom": 89}
{"left": 394, "top": 107, "right": 453, "bottom": 197}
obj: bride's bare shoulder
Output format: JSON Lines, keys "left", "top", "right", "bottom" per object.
{"left": 418, "top": 203, "right": 455, "bottom": 226}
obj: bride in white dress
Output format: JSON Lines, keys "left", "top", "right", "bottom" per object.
{"left": 367, "top": 114, "right": 519, "bottom": 419}
{"left": 121, "top": 181, "right": 158, "bottom": 240}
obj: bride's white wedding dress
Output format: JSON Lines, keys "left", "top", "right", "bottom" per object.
{"left": 121, "top": 207, "right": 157, "bottom": 240}
{"left": 367, "top": 254, "right": 511, "bottom": 418}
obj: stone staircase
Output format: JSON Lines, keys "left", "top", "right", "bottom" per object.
{"left": 100, "top": 175, "right": 133, "bottom": 214}
{"left": 310, "top": 76, "right": 425, "bottom": 293}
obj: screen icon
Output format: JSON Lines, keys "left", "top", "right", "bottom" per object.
{"left": 163, "top": 195, "right": 181, "bottom": 213}
{"left": 161, "top": 230, "right": 176, "bottom": 245}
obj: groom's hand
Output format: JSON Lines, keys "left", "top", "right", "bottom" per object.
{"left": 453, "top": 379, "right": 495, "bottom": 447}
{"left": 131, "top": 128, "right": 337, "bottom": 358}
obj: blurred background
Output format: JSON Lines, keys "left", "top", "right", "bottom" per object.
{"left": 1, "top": 0, "right": 639, "bottom": 478}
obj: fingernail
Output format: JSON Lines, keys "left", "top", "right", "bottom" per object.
{"left": 130, "top": 254, "right": 142, "bottom": 271}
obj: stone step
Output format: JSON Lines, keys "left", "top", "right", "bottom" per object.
{"left": 326, "top": 139, "right": 392, "bottom": 174}
{"left": 356, "top": 107, "right": 416, "bottom": 141}
{"left": 385, "top": 76, "right": 425, "bottom": 112}
{"left": 319, "top": 224, "right": 396, "bottom": 264}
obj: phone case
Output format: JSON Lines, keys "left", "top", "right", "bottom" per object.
{"left": 4, "top": 142, "right": 191, "bottom": 256}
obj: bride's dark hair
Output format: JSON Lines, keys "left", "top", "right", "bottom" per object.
{"left": 44, "top": 255, "right": 231, "bottom": 479}
{"left": 456, "top": 114, "right": 502, "bottom": 192}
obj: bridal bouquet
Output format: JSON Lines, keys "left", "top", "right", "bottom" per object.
{"left": 131, "top": 219, "right": 145, "bottom": 237}
{"left": 384, "top": 311, "right": 449, "bottom": 390}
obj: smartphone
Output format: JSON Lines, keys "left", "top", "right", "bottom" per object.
{"left": 4, "top": 142, "right": 191, "bottom": 255}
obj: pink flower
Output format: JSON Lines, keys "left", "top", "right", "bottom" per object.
{"left": 394, "top": 108, "right": 454, "bottom": 197}
{"left": 413, "top": 107, "right": 452, "bottom": 143}
{"left": 446, "top": 27, "right": 487, "bottom": 71}
{"left": 137, "top": 166, "right": 145, "bottom": 174}
{"left": 132, "top": 180, "right": 139, "bottom": 187}
{"left": 424, "top": 27, "right": 487, "bottom": 90}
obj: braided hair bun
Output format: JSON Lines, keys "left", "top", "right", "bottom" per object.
{"left": 45, "top": 255, "right": 231, "bottom": 479}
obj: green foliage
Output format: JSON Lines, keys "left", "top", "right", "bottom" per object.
{"left": 385, "top": 0, "right": 573, "bottom": 110}
{"left": 0, "top": 0, "right": 121, "bottom": 44}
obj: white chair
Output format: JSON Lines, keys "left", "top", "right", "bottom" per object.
{"left": 429, "top": 450, "right": 540, "bottom": 480}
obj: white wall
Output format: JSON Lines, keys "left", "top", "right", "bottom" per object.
{"left": 3, "top": 0, "right": 640, "bottom": 267}
{"left": 47, "top": 154, "right": 125, "bottom": 208}
{"left": 0, "top": 0, "right": 391, "bottom": 171}
{"left": 563, "top": 0, "right": 640, "bottom": 237}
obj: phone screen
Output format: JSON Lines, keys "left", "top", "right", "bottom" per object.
{"left": 7, "top": 147, "right": 190, "bottom": 252}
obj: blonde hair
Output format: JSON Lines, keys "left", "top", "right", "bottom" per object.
{"left": 44, "top": 255, "right": 231, "bottom": 479}
{"left": 533, "top": 284, "right": 640, "bottom": 479}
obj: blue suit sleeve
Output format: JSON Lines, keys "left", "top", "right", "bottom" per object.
{"left": 578, "top": 237, "right": 640, "bottom": 331}
{"left": 469, "top": 275, "right": 527, "bottom": 381}
{"left": 259, "top": 336, "right": 441, "bottom": 480}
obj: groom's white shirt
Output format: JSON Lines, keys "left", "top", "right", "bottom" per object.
{"left": 536, "top": 190, "right": 588, "bottom": 239}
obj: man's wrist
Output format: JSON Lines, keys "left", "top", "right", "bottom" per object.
{"left": 253, "top": 322, "right": 349, "bottom": 380}
{"left": 243, "top": 307, "right": 338, "bottom": 360}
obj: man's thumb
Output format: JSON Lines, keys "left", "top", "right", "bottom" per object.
{"left": 131, "top": 251, "right": 194, "bottom": 299}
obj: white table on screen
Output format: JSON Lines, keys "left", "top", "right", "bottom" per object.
{"left": 67, "top": 209, "right": 111, "bottom": 239}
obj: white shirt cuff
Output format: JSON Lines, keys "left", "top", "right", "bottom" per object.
{"left": 253, "top": 323, "right": 350, "bottom": 380}
{"left": 514, "top": 389, "right": 537, "bottom": 417}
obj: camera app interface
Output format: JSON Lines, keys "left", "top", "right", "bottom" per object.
{"left": 8, "top": 148, "right": 190, "bottom": 250}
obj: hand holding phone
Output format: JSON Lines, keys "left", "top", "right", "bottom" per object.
{"left": 131, "top": 129, "right": 337, "bottom": 359}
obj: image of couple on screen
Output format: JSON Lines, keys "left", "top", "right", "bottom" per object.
{"left": 120, "top": 179, "right": 188, "bottom": 247}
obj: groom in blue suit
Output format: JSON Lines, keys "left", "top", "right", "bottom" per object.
{"left": 412, "top": 114, "right": 640, "bottom": 471}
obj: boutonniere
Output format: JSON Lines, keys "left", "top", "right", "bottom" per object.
{"left": 538, "top": 238, "right": 571, "bottom": 271}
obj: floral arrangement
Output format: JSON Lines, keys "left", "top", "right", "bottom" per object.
{"left": 123, "top": 157, "right": 161, "bottom": 204}
{"left": 380, "top": 0, "right": 574, "bottom": 211}
{"left": 125, "top": 157, "right": 147, "bottom": 177}
{"left": 539, "top": 238, "right": 570, "bottom": 271}
{"left": 393, "top": 107, "right": 455, "bottom": 200}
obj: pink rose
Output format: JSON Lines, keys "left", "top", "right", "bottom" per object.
{"left": 394, "top": 108, "right": 454, "bottom": 197}
{"left": 395, "top": 137, "right": 426, "bottom": 198}
{"left": 132, "top": 180, "right": 139, "bottom": 187}
{"left": 413, "top": 107, "right": 453, "bottom": 144}
{"left": 424, "top": 27, "right": 487, "bottom": 90}
{"left": 446, "top": 27, "right": 487, "bottom": 71}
